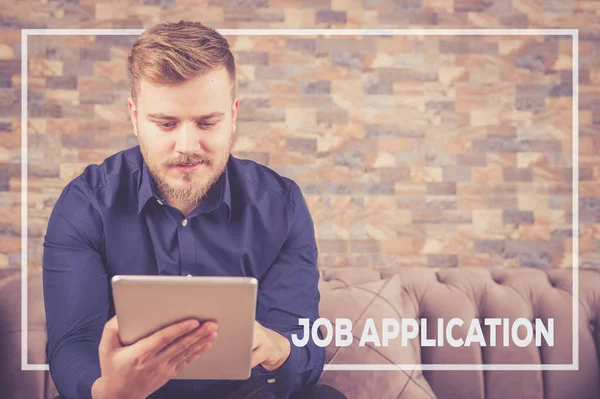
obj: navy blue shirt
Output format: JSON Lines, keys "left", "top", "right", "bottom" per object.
{"left": 43, "top": 146, "right": 325, "bottom": 399}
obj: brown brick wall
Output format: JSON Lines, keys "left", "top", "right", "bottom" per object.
{"left": 1, "top": 0, "right": 598, "bottom": 272}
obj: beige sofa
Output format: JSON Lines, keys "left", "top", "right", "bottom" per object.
{"left": 2, "top": 266, "right": 599, "bottom": 399}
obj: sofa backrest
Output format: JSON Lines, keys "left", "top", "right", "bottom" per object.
{"left": 317, "top": 267, "right": 600, "bottom": 399}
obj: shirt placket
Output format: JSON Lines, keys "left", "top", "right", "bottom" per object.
{"left": 178, "top": 216, "right": 196, "bottom": 276}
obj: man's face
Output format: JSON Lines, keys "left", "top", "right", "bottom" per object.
{"left": 128, "top": 68, "right": 238, "bottom": 206}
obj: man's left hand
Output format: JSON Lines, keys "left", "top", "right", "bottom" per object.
{"left": 251, "top": 321, "right": 291, "bottom": 371}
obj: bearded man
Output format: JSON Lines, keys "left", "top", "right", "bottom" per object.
{"left": 43, "top": 20, "right": 345, "bottom": 399}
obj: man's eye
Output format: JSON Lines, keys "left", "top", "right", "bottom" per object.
{"left": 158, "top": 122, "right": 177, "bottom": 129}
{"left": 198, "top": 121, "right": 216, "bottom": 128}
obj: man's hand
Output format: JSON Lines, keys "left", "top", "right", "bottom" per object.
{"left": 91, "top": 315, "right": 218, "bottom": 399}
{"left": 251, "top": 321, "right": 291, "bottom": 372}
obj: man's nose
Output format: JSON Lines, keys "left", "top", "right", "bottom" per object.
{"left": 174, "top": 123, "right": 201, "bottom": 153}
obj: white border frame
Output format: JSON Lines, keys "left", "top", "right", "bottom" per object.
{"left": 21, "top": 28, "right": 579, "bottom": 372}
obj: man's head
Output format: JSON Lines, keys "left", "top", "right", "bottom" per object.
{"left": 127, "top": 21, "right": 238, "bottom": 208}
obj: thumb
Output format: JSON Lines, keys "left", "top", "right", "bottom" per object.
{"left": 100, "top": 315, "right": 123, "bottom": 351}
{"left": 251, "top": 344, "right": 269, "bottom": 369}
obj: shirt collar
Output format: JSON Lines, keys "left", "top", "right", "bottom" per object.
{"left": 137, "top": 152, "right": 232, "bottom": 221}
{"left": 137, "top": 158, "right": 161, "bottom": 215}
{"left": 192, "top": 161, "right": 231, "bottom": 220}
{"left": 222, "top": 156, "right": 232, "bottom": 221}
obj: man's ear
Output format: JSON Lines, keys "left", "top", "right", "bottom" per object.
{"left": 231, "top": 98, "right": 239, "bottom": 135}
{"left": 127, "top": 97, "right": 138, "bottom": 137}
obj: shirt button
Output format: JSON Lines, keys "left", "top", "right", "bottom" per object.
{"left": 267, "top": 378, "right": 276, "bottom": 384}
{"left": 182, "top": 219, "right": 188, "bottom": 227}
{"left": 156, "top": 199, "right": 163, "bottom": 205}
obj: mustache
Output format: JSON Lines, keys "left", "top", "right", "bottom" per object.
{"left": 164, "top": 154, "right": 212, "bottom": 167}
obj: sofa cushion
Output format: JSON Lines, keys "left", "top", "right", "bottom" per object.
{"left": 317, "top": 272, "right": 436, "bottom": 399}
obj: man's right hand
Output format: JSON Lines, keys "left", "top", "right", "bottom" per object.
{"left": 91, "top": 315, "right": 218, "bottom": 399}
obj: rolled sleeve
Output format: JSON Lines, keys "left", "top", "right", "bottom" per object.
{"left": 255, "top": 330, "right": 324, "bottom": 398}
{"left": 254, "top": 181, "right": 326, "bottom": 398}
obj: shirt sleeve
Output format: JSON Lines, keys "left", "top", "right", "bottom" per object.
{"left": 254, "top": 181, "right": 326, "bottom": 398}
{"left": 43, "top": 178, "right": 109, "bottom": 399}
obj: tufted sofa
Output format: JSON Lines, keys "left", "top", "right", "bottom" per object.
{"left": 316, "top": 266, "right": 600, "bottom": 399}
{"left": 2, "top": 266, "right": 599, "bottom": 399}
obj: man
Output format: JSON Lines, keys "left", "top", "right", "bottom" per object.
{"left": 43, "top": 21, "right": 345, "bottom": 399}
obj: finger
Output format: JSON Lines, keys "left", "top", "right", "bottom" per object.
{"left": 252, "top": 323, "right": 265, "bottom": 350}
{"left": 99, "top": 315, "right": 122, "bottom": 352}
{"left": 250, "top": 344, "right": 269, "bottom": 369}
{"left": 191, "top": 340, "right": 214, "bottom": 358}
{"left": 133, "top": 318, "right": 200, "bottom": 357}
{"left": 169, "top": 330, "right": 218, "bottom": 367}
{"left": 158, "top": 322, "right": 218, "bottom": 362}
{"left": 172, "top": 341, "right": 214, "bottom": 375}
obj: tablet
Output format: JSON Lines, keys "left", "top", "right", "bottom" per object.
{"left": 111, "top": 274, "right": 258, "bottom": 380}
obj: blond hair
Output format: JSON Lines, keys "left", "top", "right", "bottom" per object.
{"left": 127, "top": 20, "right": 236, "bottom": 104}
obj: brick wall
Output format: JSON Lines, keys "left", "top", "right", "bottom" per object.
{"left": 1, "top": 0, "right": 599, "bottom": 272}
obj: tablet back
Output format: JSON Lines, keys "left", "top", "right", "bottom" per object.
{"left": 111, "top": 275, "right": 257, "bottom": 380}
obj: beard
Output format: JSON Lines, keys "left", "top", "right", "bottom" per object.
{"left": 139, "top": 129, "right": 234, "bottom": 207}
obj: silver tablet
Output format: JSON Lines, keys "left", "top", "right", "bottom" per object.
{"left": 111, "top": 275, "right": 258, "bottom": 380}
